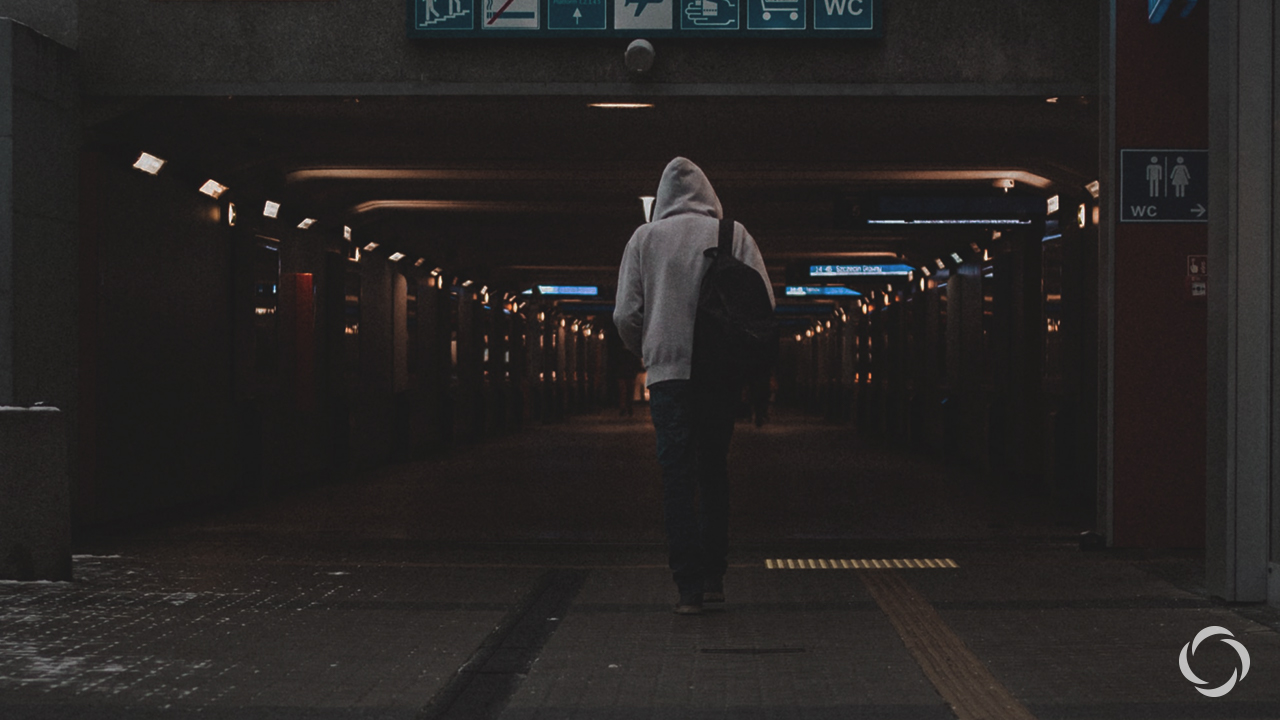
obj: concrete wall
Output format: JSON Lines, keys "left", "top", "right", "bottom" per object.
{"left": 0, "top": 19, "right": 79, "bottom": 538}
{"left": 77, "top": 0, "right": 1098, "bottom": 95}
{"left": 84, "top": 156, "right": 238, "bottom": 525}
{"left": 0, "top": 1, "right": 78, "bottom": 48}
{"left": 0, "top": 19, "right": 78, "bottom": 410}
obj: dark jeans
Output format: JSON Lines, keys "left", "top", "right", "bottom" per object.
{"left": 648, "top": 379, "right": 736, "bottom": 597}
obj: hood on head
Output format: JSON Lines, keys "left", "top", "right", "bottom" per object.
{"left": 652, "top": 157, "right": 723, "bottom": 221}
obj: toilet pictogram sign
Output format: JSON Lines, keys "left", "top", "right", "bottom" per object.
{"left": 1121, "top": 149, "right": 1208, "bottom": 223}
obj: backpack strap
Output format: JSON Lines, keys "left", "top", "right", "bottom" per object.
{"left": 717, "top": 218, "right": 733, "bottom": 257}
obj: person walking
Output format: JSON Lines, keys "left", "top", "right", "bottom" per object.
{"left": 614, "top": 157, "right": 775, "bottom": 615}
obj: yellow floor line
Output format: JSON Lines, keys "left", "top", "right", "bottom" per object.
{"left": 859, "top": 570, "right": 1037, "bottom": 720}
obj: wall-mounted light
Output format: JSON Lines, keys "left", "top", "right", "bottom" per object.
{"left": 589, "top": 103, "right": 655, "bottom": 109}
{"left": 344, "top": 225, "right": 353, "bottom": 241}
{"left": 641, "top": 196, "right": 656, "bottom": 222}
{"left": 227, "top": 203, "right": 237, "bottom": 227}
{"left": 1077, "top": 204, "right": 1088, "bottom": 229}
{"left": 133, "top": 153, "right": 165, "bottom": 175}
{"left": 199, "top": 180, "right": 227, "bottom": 198}
{"left": 297, "top": 218, "right": 317, "bottom": 230}
{"left": 1086, "top": 180, "right": 1101, "bottom": 199}
{"left": 805, "top": 329, "right": 814, "bottom": 338}
{"left": 537, "top": 312, "right": 546, "bottom": 323}
{"left": 263, "top": 201, "right": 281, "bottom": 218}
{"left": 1046, "top": 194, "right": 1060, "bottom": 215}
{"left": 993, "top": 178, "right": 1015, "bottom": 192}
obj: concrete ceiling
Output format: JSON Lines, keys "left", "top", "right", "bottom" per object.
{"left": 88, "top": 94, "right": 1098, "bottom": 295}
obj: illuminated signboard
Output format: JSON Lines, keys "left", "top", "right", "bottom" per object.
{"left": 407, "top": 0, "right": 882, "bottom": 38}
{"left": 785, "top": 286, "right": 862, "bottom": 297}
{"left": 522, "top": 285, "right": 600, "bottom": 296}
{"left": 808, "top": 264, "right": 913, "bottom": 278}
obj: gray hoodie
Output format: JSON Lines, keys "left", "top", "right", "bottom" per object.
{"left": 613, "top": 157, "right": 774, "bottom": 387}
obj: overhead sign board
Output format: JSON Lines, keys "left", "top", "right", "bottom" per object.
{"left": 523, "top": 285, "right": 600, "bottom": 296}
{"left": 809, "top": 264, "right": 913, "bottom": 278}
{"left": 1120, "top": 149, "right": 1208, "bottom": 223}
{"left": 408, "top": 0, "right": 880, "bottom": 37}
{"left": 785, "top": 286, "right": 862, "bottom": 297}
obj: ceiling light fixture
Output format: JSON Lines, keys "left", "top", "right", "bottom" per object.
{"left": 199, "top": 180, "right": 227, "bottom": 198}
{"left": 133, "top": 153, "right": 166, "bottom": 175}
{"left": 297, "top": 218, "right": 316, "bottom": 229}
{"left": 263, "top": 201, "right": 281, "bottom": 218}
{"left": 364, "top": 242, "right": 379, "bottom": 251}
{"left": 344, "top": 226, "right": 353, "bottom": 241}
{"left": 389, "top": 252, "right": 405, "bottom": 262}
{"left": 589, "top": 103, "right": 654, "bottom": 109}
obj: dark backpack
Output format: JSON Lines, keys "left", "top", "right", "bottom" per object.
{"left": 692, "top": 219, "right": 779, "bottom": 388}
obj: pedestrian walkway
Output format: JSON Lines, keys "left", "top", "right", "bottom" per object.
{"left": 2, "top": 409, "right": 1278, "bottom": 719}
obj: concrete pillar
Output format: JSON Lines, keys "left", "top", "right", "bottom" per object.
{"left": 0, "top": 20, "right": 78, "bottom": 429}
{"left": 947, "top": 264, "right": 985, "bottom": 465}
{"left": 0, "top": 21, "right": 78, "bottom": 547}
{"left": 393, "top": 274, "right": 409, "bottom": 394}
{"left": 1107, "top": 2, "right": 1209, "bottom": 548}
{"left": 1207, "top": 0, "right": 1275, "bottom": 603}
{"left": 414, "top": 277, "right": 449, "bottom": 451}
{"left": 526, "top": 311, "right": 544, "bottom": 422}
{"left": 456, "top": 287, "right": 484, "bottom": 440}
{"left": 0, "top": 407, "right": 70, "bottom": 580}
{"left": 356, "top": 258, "right": 394, "bottom": 465}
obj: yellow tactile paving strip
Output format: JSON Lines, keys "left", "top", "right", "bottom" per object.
{"left": 859, "top": 569, "right": 1038, "bottom": 720}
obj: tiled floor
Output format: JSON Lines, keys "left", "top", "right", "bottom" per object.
{"left": 2, "top": 409, "right": 1277, "bottom": 719}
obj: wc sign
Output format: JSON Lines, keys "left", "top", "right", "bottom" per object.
{"left": 813, "top": 0, "right": 873, "bottom": 30}
{"left": 1121, "top": 149, "right": 1208, "bottom": 223}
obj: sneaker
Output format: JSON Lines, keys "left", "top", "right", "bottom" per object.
{"left": 674, "top": 593, "right": 703, "bottom": 615}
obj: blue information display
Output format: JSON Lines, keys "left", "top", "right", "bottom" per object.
{"left": 523, "top": 285, "right": 600, "bottom": 296}
{"left": 785, "top": 286, "right": 862, "bottom": 297}
{"left": 407, "top": 0, "right": 880, "bottom": 37}
{"left": 809, "top": 264, "right": 913, "bottom": 278}
{"left": 1120, "top": 149, "right": 1208, "bottom": 223}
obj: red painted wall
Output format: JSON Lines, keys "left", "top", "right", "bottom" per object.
{"left": 1111, "top": 2, "right": 1208, "bottom": 546}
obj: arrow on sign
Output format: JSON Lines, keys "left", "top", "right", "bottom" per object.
{"left": 1192, "top": 203, "right": 1206, "bottom": 218}
{"left": 574, "top": 8, "right": 582, "bottom": 22}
